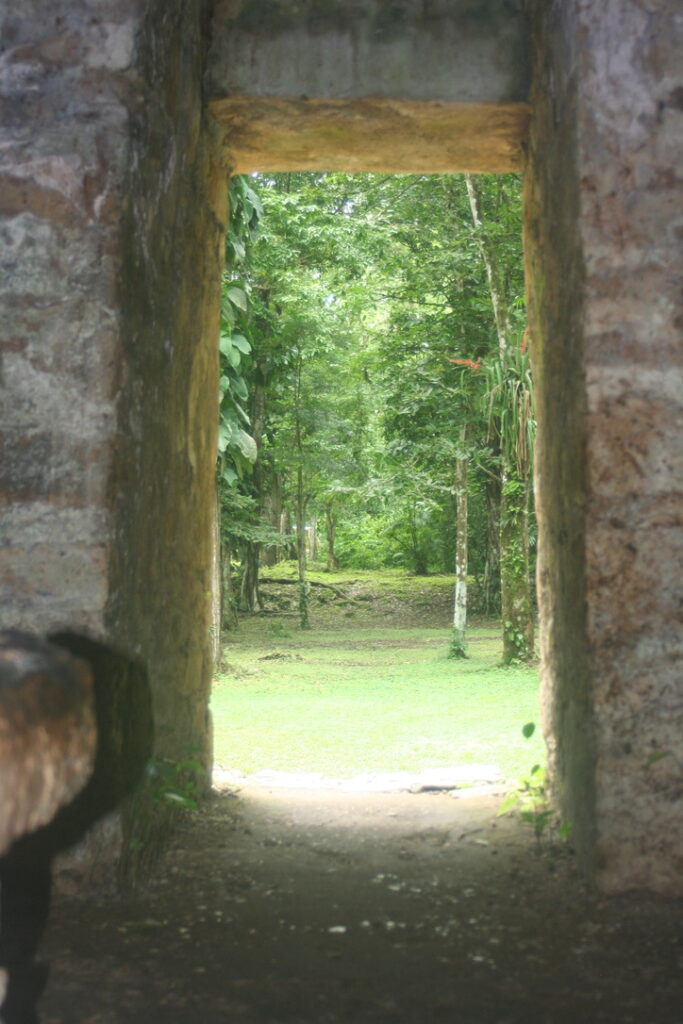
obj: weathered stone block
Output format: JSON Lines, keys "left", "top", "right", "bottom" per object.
{"left": 0, "top": 0, "right": 223, "bottom": 886}
{"left": 526, "top": 0, "right": 683, "bottom": 893}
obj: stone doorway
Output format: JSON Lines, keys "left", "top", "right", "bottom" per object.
{"left": 0, "top": 0, "right": 680, "bottom": 901}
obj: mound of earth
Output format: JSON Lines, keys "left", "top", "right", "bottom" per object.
{"left": 255, "top": 572, "right": 456, "bottom": 629}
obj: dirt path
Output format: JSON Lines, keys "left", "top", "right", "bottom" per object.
{"left": 37, "top": 781, "right": 683, "bottom": 1024}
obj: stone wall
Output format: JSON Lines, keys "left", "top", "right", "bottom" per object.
{"left": 0, "top": 0, "right": 225, "bottom": 884}
{"left": 112, "top": 0, "right": 225, "bottom": 772}
{"left": 524, "top": 0, "right": 596, "bottom": 884}
{"left": 107, "top": 0, "right": 226, "bottom": 881}
{"left": 526, "top": 0, "right": 683, "bottom": 893}
{"left": 0, "top": 0, "right": 133, "bottom": 635}
{"left": 2, "top": 0, "right": 681, "bottom": 897}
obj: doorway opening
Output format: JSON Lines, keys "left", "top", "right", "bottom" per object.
{"left": 212, "top": 170, "right": 541, "bottom": 799}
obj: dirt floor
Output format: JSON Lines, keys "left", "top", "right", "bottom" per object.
{"left": 38, "top": 779, "right": 683, "bottom": 1024}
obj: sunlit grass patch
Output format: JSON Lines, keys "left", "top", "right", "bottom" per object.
{"left": 213, "top": 624, "right": 542, "bottom": 780}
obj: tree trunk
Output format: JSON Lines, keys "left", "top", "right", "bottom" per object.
{"left": 279, "top": 507, "right": 296, "bottom": 560}
{"left": 220, "top": 538, "right": 238, "bottom": 630}
{"left": 239, "top": 542, "right": 261, "bottom": 612}
{"left": 262, "top": 472, "right": 283, "bottom": 567}
{"left": 500, "top": 467, "right": 534, "bottom": 663}
{"left": 451, "top": 424, "right": 468, "bottom": 658}
{"left": 217, "top": 489, "right": 237, "bottom": 635}
{"left": 465, "top": 173, "right": 533, "bottom": 661}
{"left": 325, "top": 502, "right": 340, "bottom": 571}
{"left": 293, "top": 353, "right": 310, "bottom": 628}
{"left": 296, "top": 465, "right": 310, "bottom": 629}
{"left": 307, "top": 515, "right": 317, "bottom": 561}
{"left": 464, "top": 174, "right": 510, "bottom": 355}
{"left": 239, "top": 364, "right": 268, "bottom": 611}
{"left": 482, "top": 472, "right": 501, "bottom": 616}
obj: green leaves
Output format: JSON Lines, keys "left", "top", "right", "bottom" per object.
{"left": 226, "top": 176, "right": 263, "bottom": 265}
{"left": 217, "top": 171, "right": 529, "bottom": 593}
{"left": 483, "top": 342, "right": 535, "bottom": 479}
{"left": 146, "top": 756, "right": 205, "bottom": 812}
{"left": 235, "top": 428, "right": 257, "bottom": 462}
{"left": 226, "top": 285, "right": 248, "bottom": 312}
{"left": 231, "top": 334, "right": 251, "bottom": 354}
{"left": 220, "top": 331, "right": 251, "bottom": 372}
{"left": 218, "top": 420, "right": 256, "bottom": 458}
{"left": 218, "top": 176, "right": 264, "bottom": 485}
{"left": 498, "top": 757, "right": 552, "bottom": 839}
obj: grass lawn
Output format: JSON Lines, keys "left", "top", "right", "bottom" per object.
{"left": 212, "top": 622, "right": 544, "bottom": 782}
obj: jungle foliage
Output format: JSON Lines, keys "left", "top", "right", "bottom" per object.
{"left": 217, "top": 172, "right": 535, "bottom": 660}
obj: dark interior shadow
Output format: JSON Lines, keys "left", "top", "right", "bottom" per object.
{"left": 0, "top": 632, "right": 153, "bottom": 1024}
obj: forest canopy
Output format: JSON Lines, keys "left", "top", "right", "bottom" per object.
{"left": 218, "top": 172, "right": 534, "bottom": 663}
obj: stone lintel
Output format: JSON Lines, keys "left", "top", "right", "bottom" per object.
{"left": 210, "top": 95, "right": 530, "bottom": 174}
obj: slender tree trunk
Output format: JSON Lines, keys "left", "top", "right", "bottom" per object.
{"left": 451, "top": 424, "right": 468, "bottom": 658}
{"left": 500, "top": 469, "right": 534, "bottom": 662}
{"left": 262, "top": 472, "right": 283, "bottom": 567}
{"left": 464, "top": 174, "right": 510, "bottom": 355}
{"left": 482, "top": 472, "right": 501, "bottom": 616}
{"left": 220, "top": 538, "right": 238, "bottom": 630}
{"left": 239, "top": 544, "right": 261, "bottom": 612}
{"left": 307, "top": 515, "right": 317, "bottom": 561}
{"left": 465, "top": 174, "right": 533, "bottom": 662}
{"left": 280, "top": 507, "right": 296, "bottom": 561}
{"left": 296, "top": 465, "right": 310, "bottom": 628}
{"left": 325, "top": 502, "right": 339, "bottom": 571}
{"left": 239, "top": 366, "right": 268, "bottom": 612}
{"left": 293, "top": 353, "right": 310, "bottom": 628}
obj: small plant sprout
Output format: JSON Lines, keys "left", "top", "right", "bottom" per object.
{"left": 498, "top": 722, "right": 570, "bottom": 842}
{"left": 147, "top": 753, "right": 206, "bottom": 811}
{"left": 268, "top": 621, "right": 292, "bottom": 639}
{"left": 646, "top": 749, "right": 683, "bottom": 773}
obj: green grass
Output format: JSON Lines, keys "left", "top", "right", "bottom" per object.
{"left": 212, "top": 623, "right": 543, "bottom": 781}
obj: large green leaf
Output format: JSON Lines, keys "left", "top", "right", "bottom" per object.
{"left": 226, "top": 286, "right": 248, "bottom": 311}
{"left": 231, "top": 334, "right": 252, "bottom": 354}
{"left": 217, "top": 422, "right": 234, "bottom": 453}
{"left": 232, "top": 376, "right": 248, "bottom": 401}
{"left": 236, "top": 429, "right": 257, "bottom": 463}
{"left": 219, "top": 333, "right": 233, "bottom": 357}
{"left": 227, "top": 231, "right": 246, "bottom": 261}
